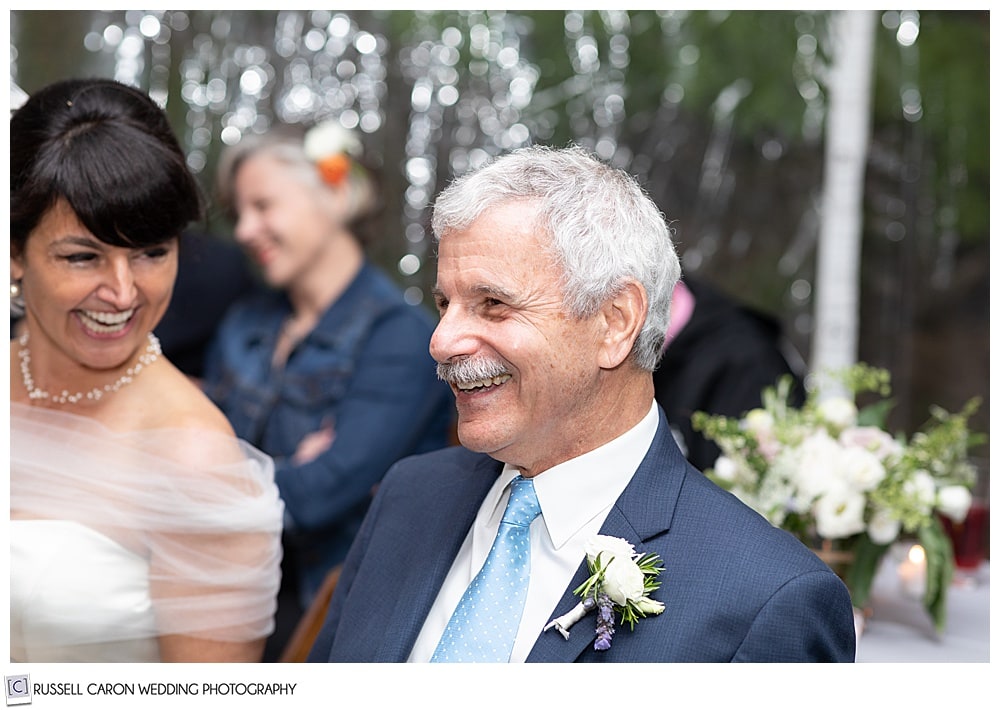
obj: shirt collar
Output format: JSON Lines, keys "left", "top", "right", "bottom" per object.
{"left": 493, "top": 400, "right": 659, "bottom": 550}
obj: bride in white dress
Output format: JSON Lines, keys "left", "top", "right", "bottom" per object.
{"left": 10, "top": 78, "right": 283, "bottom": 662}
{"left": 10, "top": 407, "right": 282, "bottom": 662}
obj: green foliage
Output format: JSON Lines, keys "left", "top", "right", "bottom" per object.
{"left": 918, "top": 518, "right": 954, "bottom": 633}
{"left": 844, "top": 535, "right": 891, "bottom": 610}
{"left": 872, "top": 11, "right": 990, "bottom": 244}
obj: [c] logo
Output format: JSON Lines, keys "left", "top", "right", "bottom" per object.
{"left": 5, "top": 675, "right": 31, "bottom": 706}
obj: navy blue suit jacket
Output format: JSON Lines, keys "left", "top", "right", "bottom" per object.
{"left": 308, "top": 407, "right": 857, "bottom": 662}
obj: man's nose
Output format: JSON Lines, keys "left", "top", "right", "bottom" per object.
{"left": 430, "top": 305, "right": 479, "bottom": 364}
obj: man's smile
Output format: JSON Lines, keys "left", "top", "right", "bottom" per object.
{"left": 455, "top": 374, "right": 512, "bottom": 391}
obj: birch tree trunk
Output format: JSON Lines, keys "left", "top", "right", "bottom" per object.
{"left": 811, "top": 10, "right": 877, "bottom": 398}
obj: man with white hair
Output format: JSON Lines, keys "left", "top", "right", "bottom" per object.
{"left": 309, "top": 144, "right": 856, "bottom": 662}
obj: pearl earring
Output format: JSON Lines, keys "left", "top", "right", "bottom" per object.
{"left": 11, "top": 280, "right": 25, "bottom": 317}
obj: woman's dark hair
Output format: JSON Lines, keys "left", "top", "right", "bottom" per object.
{"left": 10, "top": 77, "right": 202, "bottom": 254}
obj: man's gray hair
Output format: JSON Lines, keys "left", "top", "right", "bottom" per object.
{"left": 431, "top": 144, "right": 681, "bottom": 371}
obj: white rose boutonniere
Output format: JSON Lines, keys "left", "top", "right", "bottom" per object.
{"left": 544, "top": 534, "right": 664, "bottom": 651}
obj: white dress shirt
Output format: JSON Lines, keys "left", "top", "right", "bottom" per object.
{"left": 408, "top": 401, "right": 659, "bottom": 662}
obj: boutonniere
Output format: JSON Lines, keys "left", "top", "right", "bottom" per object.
{"left": 544, "top": 534, "right": 664, "bottom": 651}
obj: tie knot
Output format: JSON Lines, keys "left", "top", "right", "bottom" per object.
{"left": 502, "top": 476, "right": 541, "bottom": 528}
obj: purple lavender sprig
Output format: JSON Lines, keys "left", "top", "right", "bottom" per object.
{"left": 593, "top": 592, "right": 615, "bottom": 651}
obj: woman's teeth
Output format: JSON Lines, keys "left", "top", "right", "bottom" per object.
{"left": 456, "top": 374, "right": 512, "bottom": 391}
{"left": 79, "top": 309, "right": 134, "bottom": 334}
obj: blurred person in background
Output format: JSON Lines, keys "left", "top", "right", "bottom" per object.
{"left": 10, "top": 77, "right": 283, "bottom": 662}
{"left": 154, "top": 229, "right": 258, "bottom": 379}
{"left": 203, "top": 120, "right": 454, "bottom": 661}
{"left": 654, "top": 276, "right": 806, "bottom": 471}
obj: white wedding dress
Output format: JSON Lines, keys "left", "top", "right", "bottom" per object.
{"left": 10, "top": 403, "right": 284, "bottom": 663}
{"left": 11, "top": 520, "right": 161, "bottom": 662}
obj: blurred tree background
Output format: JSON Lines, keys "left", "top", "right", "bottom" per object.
{"left": 9, "top": 9, "right": 989, "bottom": 472}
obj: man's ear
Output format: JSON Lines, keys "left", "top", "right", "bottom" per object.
{"left": 597, "top": 281, "right": 647, "bottom": 370}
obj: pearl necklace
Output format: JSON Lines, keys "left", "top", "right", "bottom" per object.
{"left": 18, "top": 331, "right": 162, "bottom": 405}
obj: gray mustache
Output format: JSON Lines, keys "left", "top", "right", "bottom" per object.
{"left": 436, "top": 358, "right": 510, "bottom": 385}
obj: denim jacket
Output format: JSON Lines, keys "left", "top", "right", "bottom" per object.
{"left": 202, "top": 261, "right": 454, "bottom": 603}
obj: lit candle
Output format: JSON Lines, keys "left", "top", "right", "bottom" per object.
{"left": 897, "top": 544, "right": 927, "bottom": 599}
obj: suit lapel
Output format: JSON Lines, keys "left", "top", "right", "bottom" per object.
{"left": 527, "top": 408, "right": 688, "bottom": 662}
{"left": 376, "top": 452, "right": 503, "bottom": 661}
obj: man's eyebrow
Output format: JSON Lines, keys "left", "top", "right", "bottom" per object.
{"left": 432, "top": 283, "right": 519, "bottom": 304}
{"left": 470, "top": 283, "right": 518, "bottom": 303}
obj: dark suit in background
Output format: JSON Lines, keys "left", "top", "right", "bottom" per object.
{"left": 155, "top": 230, "right": 257, "bottom": 378}
{"left": 654, "top": 277, "right": 806, "bottom": 471}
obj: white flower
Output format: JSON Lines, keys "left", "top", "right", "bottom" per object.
{"left": 744, "top": 409, "right": 782, "bottom": 461}
{"left": 712, "top": 455, "right": 738, "bottom": 482}
{"left": 303, "top": 120, "right": 363, "bottom": 160}
{"left": 904, "top": 470, "right": 937, "bottom": 515}
{"left": 585, "top": 534, "right": 636, "bottom": 565}
{"left": 813, "top": 485, "right": 867, "bottom": 539}
{"left": 634, "top": 596, "right": 665, "bottom": 615}
{"left": 722, "top": 453, "right": 761, "bottom": 489}
{"left": 743, "top": 408, "right": 774, "bottom": 437}
{"left": 584, "top": 534, "right": 646, "bottom": 605}
{"left": 817, "top": 396, "right": 858, "bottom": 431}
{"left": 839, "top": 426, "right": 903, "bottom": 461}
{"left": 867, "top": 508, "right": 901, "bottom": 545}
{"left": 937, "top": 485, "right": 973, "bottom": 522}
{"left": 601, "top": 556, "right": 646, "bottom": 605}
{"left": 839, "top": 445, "right": 886, "bottom": 492}
{"left": 558, "top": 535, "right": 665, "bottom": 649}
{"left": 787, "top": 431, "right": 842, "bottom": 502}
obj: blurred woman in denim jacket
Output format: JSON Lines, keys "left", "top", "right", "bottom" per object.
{"left": 202, "top": 121, "right": 453, "bottom": 660}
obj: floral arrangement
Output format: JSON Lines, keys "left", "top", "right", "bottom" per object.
{"left": 692, "top": 364, "right": 983, "bottom": 632}
{"left": 303, "top": 120, "right": 363, "bottom": 186}
{"left": 544, "top": 535, "right": 664, "bottom": 651}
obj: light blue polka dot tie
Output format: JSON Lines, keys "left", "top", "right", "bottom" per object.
{"left": 430, "top": 476, "right": 541, "bottom": 663}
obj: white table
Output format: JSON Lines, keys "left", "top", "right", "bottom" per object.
{"left": 855, "top": 556, "right": 990, "bottom": 662}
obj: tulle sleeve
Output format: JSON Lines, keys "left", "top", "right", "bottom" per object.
{"left": 11, "top": 403, "right": 284, "bottom": 646}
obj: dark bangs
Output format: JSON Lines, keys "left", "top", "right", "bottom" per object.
{"left": 11, "top": 78, "right": 203, "bottom": 252}
{"left": 49, "top": 120, "right": 201, "bottom": 248}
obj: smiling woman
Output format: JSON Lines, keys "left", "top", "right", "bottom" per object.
{"left": 12, "top": 198, "right": 178, "bottom": 386}
{"left": 9, "top": 77, "right": 284, "bottom": 663}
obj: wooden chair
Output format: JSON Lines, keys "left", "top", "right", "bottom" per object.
{"left": 278, "top": 564, "right": 342, "bottom": 662}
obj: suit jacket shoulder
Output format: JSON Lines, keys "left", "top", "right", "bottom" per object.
{"left": 309, "top": 446, "right": 502, "bottom": 662}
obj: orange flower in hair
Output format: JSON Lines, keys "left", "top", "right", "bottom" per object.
{"left": 304, "top": 119, "right": 363, "bottom": 188}
{"left": 317, "top": 154, "right": 352, "bottom": 186}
